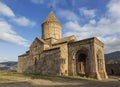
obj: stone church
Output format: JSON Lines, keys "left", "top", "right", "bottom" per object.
{"left": 17, "top": 11, "right": 108, "bottom": 80}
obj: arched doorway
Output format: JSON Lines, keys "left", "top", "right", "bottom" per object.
{"left": 76, "top": 49, "right": 88, "bottom": 76}
{"left": 111, "top": 69, "right": 114, "bottom": 75}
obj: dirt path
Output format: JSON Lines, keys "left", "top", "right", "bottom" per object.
{"left": 0, "top": 76, "right": 120, "bottom": 87}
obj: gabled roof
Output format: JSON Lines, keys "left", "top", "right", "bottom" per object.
{"left": 53, "top": 35, "right": 77, "bottom": 45}
{"left": 42, "top": 11, "right": 61, "bottom": 25}
{"left": 29, "top": 37, "right": 47, "bottom": 48}
{"left": 34, "top": 37, "right": 46, "bottom": 44}
{"left": 38, "top": 38, "right": 46, "bottom": 44}
{"left": 68, "top": 37, "right": 104, "bottom": 47}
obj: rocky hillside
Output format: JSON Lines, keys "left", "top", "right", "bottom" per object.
{"left": 0, "top": 61, "right": 17, "bottom": 71}
{"left": 105, "top": 51, "right": 120, "bottom": 64}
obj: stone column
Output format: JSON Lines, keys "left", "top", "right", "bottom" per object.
{"left": 102, "top": 51, "right": 108, "bottom": 79}
{"left": 89, "top": 44, "right": 101, "bottom": 80}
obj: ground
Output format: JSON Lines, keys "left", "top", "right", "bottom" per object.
{"left": 0, "top": 72, "right": 120, "bottom": 87}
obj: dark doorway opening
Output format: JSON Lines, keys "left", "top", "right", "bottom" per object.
{"left": 111, "top": 69, "right": 114, "bottom": 75}
{"left": 76, "top": 53, "right": 87, "bottom": 76}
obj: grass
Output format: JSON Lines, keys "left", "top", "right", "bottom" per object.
{"left": 0, "top": 71, "right": 120, "bottom": 87}
{"left": 0, "top": 71, "right": 96, "bottom": 81}
{"left": 0, "top": 71, "right": 27, "bottom": 77}
{"left": 0, "top": 78, "right": 12, "bottom": 82}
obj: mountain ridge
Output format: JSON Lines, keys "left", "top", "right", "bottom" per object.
{"left": 0, "top": 61, "right": 17, "bottom": 71}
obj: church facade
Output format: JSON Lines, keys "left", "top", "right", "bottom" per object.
{"left": 17, "top": 11, "right": 108, "bottom": 80}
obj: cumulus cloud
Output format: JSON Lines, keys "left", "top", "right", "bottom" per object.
{"left": 0, "top": 2, "right": 36, "bottom": 27}
{"left": 0, "top": 1, "right": 35, "bottom": 46}
{"left": 63, "top": 21, "right": 94, "bottom": 40}
{"left": 61, "top": 0, "right": 120, "bottom": 53}
{"left": 0, "top": 2, "right": 15, "bottom": 17}
{"left": 79, "top": 7, "right": 96, "bottom": 18}
{"left": 57, "top": 9, "right": 79, "bottom": 21}
{"left": 0, "top": 20, "right": 28, "bottom": 46}
{"left": 64, "top": 21, "right": 81, "bottom": 31}
{"left": 0, "top": 57, "right": 8, "bottom": 62}
{"left": 12, "top": 16, "right": 36, "bottom": 27}
{"left": 107, "top": 0, "right": 120, "bottom": 20}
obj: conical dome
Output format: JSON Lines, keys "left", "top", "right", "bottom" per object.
{"left": 42, "top": 11, "right": 61, "bottom": 25}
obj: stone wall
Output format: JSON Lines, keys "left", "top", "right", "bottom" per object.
{"left": 18, "top": 37, "right": 108, "bottom": 80}
{"left": 59, "top": 43, "right": 68, "bottom": 76}
{"left": 18, "top": 48, "right": 61, "bottom": 75}
{"left": 17, "top": 54, "right": 35, "bottom": 73}
{"left": 35, "top": 48, "right": 61, "bottom": 75}
{"left": 42, "top": 22, "right": 62, "bottom": 41}
{"left": 94, "top": 38, "right": 108, "bottom": 79}
{"left": 106, "top": 64, "right": 120, "bottom": 75}
{"left": 40, "top": 42, "right": 69, "bottom": 76}
{"left": 30, "top": 39, "right": 44, "bottom": 55}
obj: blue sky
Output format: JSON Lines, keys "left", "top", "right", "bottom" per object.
{"left": 0, "top": 0, "right": 120, "bottom": 62}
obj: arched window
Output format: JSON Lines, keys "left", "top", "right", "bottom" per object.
{"left": 34, "top": 57, "right": 37, "bottom": 65}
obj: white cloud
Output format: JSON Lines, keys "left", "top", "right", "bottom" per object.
{"left": 89, "top": 20, "right": 96, "bottom": 25}
{"left": 63, "top": 18, "right": 120, "bottom": 53}
{"left": 58, "top": 9, "right": 79, "bottom": 21}
{"left": 63, "top": 21, "right": 94, "bottom": 40}
{"left": 79, "top": 7, "right": 96, "bottom": 18}
{"left": 99, "top": 36, "right": 120, "bottom": 53}
{"left": 62, "top": 0, "right": 120, "bottom": 53}
{"left": 0, "top": 20, "right": 28, "bottom": 46}
{"left": 12, "top": 16, "right": 36, "bottom": 27}
{"left": 64, "top": 21, "right": 81, "bottom": 31}
{"left": 0, "top": 2, "right": 15, "bottom": 17}
{"left": 107, "top": 0, "right": 120, "bottom": 20}
{"left": 0, "top": 2, "right": 36, "bottom": 27}
{"left": 0, "top": 2, "right": 31, "bottom": 46}
{"left": 0, "top": 57, "right": 8, "bottom": 62}
{"left": 0, "top": 2, "right": 36, "bottom": 46}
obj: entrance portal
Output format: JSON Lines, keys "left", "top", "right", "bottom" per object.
{"left": 76, "top": 52, "right": 87, "bottom": 76}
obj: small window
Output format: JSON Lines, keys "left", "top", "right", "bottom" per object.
{"left": 65, "top": 70, "right": 67, "bottom": 74}
{"left": 61, "top": 72, "right": 63, "bottom": 75}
